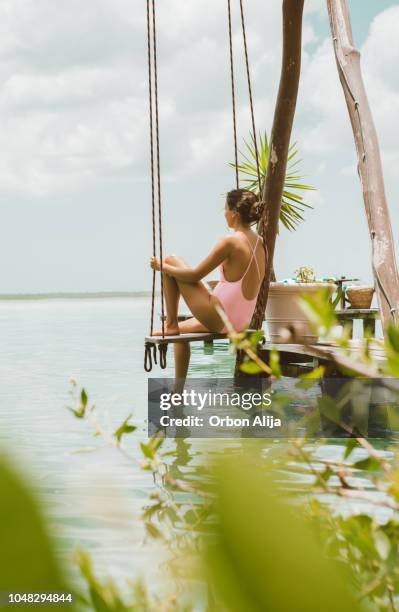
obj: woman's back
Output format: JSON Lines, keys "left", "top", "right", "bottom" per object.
{"left": 221, "top": 231, "right": 265, "bottom": 300}
{"left": 213, "top": 230, "right": 265, "bottom": 331}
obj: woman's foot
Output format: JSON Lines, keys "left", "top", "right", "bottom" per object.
{"left": 152, "top": 323, "right": 180, "bottom": 337}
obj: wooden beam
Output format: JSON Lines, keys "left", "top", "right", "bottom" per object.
{"left": 250, "top": 0, "right": 305, "bottom": 330}
{"left": 145, "top": 332, "right": 228, "bottom": 345}
{"left": 327, "top": 0, "right": 399, "bottom": 332}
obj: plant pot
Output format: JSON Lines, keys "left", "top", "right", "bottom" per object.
{"left": 266, "top": 282, "right": 336, "bottom": 344}
{"left": 346, "top": 285, "right": 374, "bottom": 309}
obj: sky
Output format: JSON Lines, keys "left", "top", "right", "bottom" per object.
{"left": 0, "top": 0, "right": 399, "bottom": 293}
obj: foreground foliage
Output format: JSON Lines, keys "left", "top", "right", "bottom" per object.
{"left": 3, "top": 295, "right": 399, "bottom": 610}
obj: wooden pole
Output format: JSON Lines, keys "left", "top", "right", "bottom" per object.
{"left": 250, "top": 0, "right": 305, "bottom": 330}
{"left": 327, "top": 0, "right": 399, "bottom": 331}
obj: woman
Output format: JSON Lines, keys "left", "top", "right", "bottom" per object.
{"left": 150, "top": 188, "right": 266, "bottom": 381}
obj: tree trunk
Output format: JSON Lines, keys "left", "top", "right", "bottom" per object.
{"left": 250, "top": 0, "right": 305, "bottom": 330}
{"left": 327, "top": 0, "right": 399, "bottom": 331}
{"left": 235, "top": 0, "right": 304, "bottom": 377}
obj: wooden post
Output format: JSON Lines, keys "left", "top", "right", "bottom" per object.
{"left": 327, "top": 0, "right": 399, "bottom": 331}
{"left": 250, "top": 0, "right": 305, "bottom": 330}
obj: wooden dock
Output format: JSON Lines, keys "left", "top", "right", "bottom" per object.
{"left": 150, "top": 310, "right": 385, "bottom": 376}
{"left": 259, "top": 340, "right": 385, "bottom": 377}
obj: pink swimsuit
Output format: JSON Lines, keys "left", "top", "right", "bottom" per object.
{"left": 213, "top": 234, "right": 262, "bottom": 332}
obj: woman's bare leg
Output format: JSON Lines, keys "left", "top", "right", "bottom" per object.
{"left": 173, "top": 343, "right": 190, "bottom": 393}
{"left": 154, "top": 255, "right": 223, "bottom": 335}
{"left": 161, "top": 270, "right": 180, "bottom": 335}
{"left": 163, "top": 256, "right": 224, "bottom": 332}
{"left": 153, "top": 254, "right": 224, "bottom": 387}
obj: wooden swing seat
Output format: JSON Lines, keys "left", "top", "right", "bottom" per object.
{"left": 145, "top": 332, "right": 228, "bottom": 345}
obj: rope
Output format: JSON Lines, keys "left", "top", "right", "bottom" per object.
{"left": 144, "top": 342, "right": 157, "bottom": 372}
{"left": 151, "top": 0, "right": 165, "bottom": 337}
{"left": 159, "top": 344, "right": 168, "bottom": 369}
{"left": 329, "top": 21, "right": 397, "bottom": 323}
{"left": 144, "top": 0, "right": 167, "bottom": 372}
{"left": 239, "top": 0, "right": 262, "bottom": 195}
{"left": 227, "top": 0, "right": 239, "bottom": 189}
{"left": 146, "top": 0, "right": 157, "bottom": 337}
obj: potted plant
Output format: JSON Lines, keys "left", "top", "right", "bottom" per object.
{"left": 266, "top": 267, "right": 336, "bottom": 344}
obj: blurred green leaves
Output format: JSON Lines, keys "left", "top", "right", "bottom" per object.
{"left": 0, "top": 453, "right": 72, "bottom": 607}
{"left": 298, "top": 288, "right": 338, "bottom": 338}
{"left": 75, "top": 549, "right": 191, "bottom": 611}
{"left": 206, "top": 454, "right": 363, "bottom": 612}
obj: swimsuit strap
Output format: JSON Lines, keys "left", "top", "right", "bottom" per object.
{"left": 241, "top": 234, "right": 261, "bottom": 280}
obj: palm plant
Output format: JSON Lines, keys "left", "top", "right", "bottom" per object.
{"left": 230, "top": 131, "right": 316, "bottom": 231}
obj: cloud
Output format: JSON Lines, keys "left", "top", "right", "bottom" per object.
{"left": 0, "top": 2, "right": 398, "bottom": 200}
{"left": 362, "top": 6, "right": 399, "bottom": 170}
{"left": 297, "top": 4, "right": 399, "bottom": 182}
{"left": 0, "top": 0, "right": 324, "bottom": 198}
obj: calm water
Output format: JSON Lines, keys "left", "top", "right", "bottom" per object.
{"left": 0, "top": 296, "right": 234, "bottom": 587}
{"left": 0, "top": 296, "right": 393, "bottom": 592}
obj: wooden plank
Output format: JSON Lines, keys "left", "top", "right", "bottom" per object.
{"left": 145, "top": 328, "right": 260, "bottom": 346}
{"left": 260, "top": 347, "right": 314, "bottom": 365}
{"left": 336, "top": 309, "right": 380, "bottom": 320}
{"left": 145, "top": 332, "right": 228, "bottom": 345}
{"left": 262, "top": 340, "right": 386, "bottom": 364}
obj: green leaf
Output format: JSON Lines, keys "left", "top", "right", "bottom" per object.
{"left": 81, "top": 388, "right": 88, "bottom": 408}
{"left": 331, "top": 286, "right": 343, "bottom": 308}
{"left": 240, "top": 361, "right": 263, "bottom": 375}
{"left": 269, "top": 349, "right": 282, "bottom": 377}
{"left": 344, "top": 438, "right": 359, "bottom": 460}
{"left": 68, "top": 406, "right": 85, "bottom": 419}
{"left": 68, "top": 387, "right": 89, "bottom": 419}
{"left": 249, "top": 330, "right": 264, "bottom": 348}
{"left": 149, "top": 434, "right": 165, "bottom": 454}
{"left": 353, "top": 457, "right": 382, "bottom": 472}
{"left": 144, "top": 521, "right": 163, "bottom": 540}
{"left": 140, "top": 442, "right": 154, "bottom": 460}
{"left": 114, "top": 414, "right": 137, "bottom": 443}
{"left": 296, "top": 366, "right": 325, "bottom": 389}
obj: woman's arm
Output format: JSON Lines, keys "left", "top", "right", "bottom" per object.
{"left": 150, "top": 237, "right": 233, "bottom": 283}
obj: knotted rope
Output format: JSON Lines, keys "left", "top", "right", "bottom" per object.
{"left": 145, "top": 0, "right": 167, "bottom": 372}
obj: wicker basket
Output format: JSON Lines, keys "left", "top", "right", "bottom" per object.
{"left": 346, "top": 285, "right": 375, "bottom": 309}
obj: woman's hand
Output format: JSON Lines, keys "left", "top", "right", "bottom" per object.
{"left": 150, "top": 256, "right": 161, "bottom": 272}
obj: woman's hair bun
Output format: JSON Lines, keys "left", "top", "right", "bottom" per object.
{"left": 226, "top": 188, "right": 264, "bottom": 225}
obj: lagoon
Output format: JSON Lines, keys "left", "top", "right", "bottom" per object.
{"left": 0, "top": 295, "right": 235, "bottom": 586}
{"left": 0, "top": 294, "right": 390, "bottom": 593}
